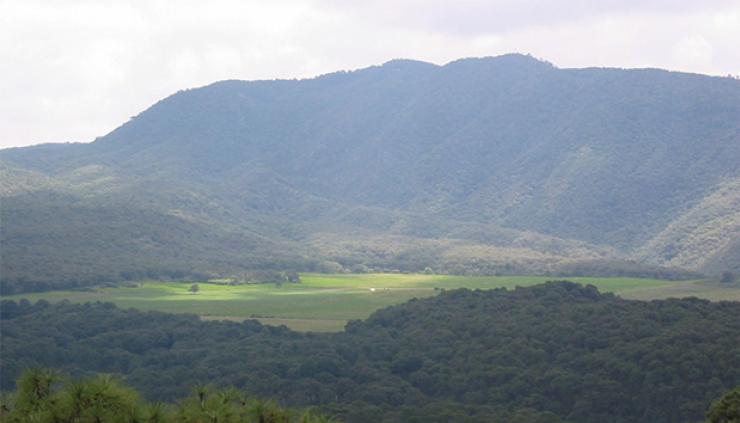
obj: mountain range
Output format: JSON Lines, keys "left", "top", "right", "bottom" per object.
{"left": 2, "top": 54, "right": 739, "bottom": 292}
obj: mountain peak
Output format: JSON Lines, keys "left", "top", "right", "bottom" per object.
{"left": 445, "top": 53, "right": 554, "bottom": 69}
{"left": 380, "top": 58, "right": 438, "bottom": 70}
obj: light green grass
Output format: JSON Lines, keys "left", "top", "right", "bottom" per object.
{"left": 5, "top": 274, "right": 737, "bottom": 332}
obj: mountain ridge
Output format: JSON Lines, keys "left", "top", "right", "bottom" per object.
{"left": 2, "top": 54, "right": 738, "bottom": 290}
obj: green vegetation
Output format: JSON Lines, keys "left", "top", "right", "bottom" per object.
{"left": 2, "top": 54, "right": 739, "bottom": 293}
{"left": 637, "top": 177, "right": 740, "bottom": 273}
{"left": 3, "top": 370, "right": 735, "bottom": 423}
{"left": 3, "top": 282, "right": 739, "bottom": 422}
{"left": 6, "top": 273, "right": 733, "bottom": 331}
{"left": 0, "top": 369, "right": 333, "bottom": 423}
{"left": 706, "top": 387, "right": 740, "bottom": 423}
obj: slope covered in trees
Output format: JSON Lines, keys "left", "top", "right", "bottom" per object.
{"left": 3, "top": 282, "right": 739, "bottom": 422}
{"left": 1, "top": 54, "right": 739, "bottom": 290}
{"left": 637, "top": 176, "right": 740, "bottom": 274}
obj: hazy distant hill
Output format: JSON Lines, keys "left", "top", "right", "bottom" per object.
{"left": 2, "top": 54, "right": 738, "bottom": 290}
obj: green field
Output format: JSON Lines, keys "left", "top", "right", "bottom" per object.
{"left": 5, "top": 273, "right": 739, "bottom": 331}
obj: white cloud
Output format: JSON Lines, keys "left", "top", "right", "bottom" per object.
{"left": 672, "top": 35, "right": 714, "bottom": 71}
{"left": 1, "top": 0, "right": 739, "bottom": 148}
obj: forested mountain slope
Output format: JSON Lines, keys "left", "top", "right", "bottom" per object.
{"left": 3, "top": 282, "right": 739, "bottom": 422}
{"left": 637, "top": 176, "right": 740, "bottom": 273}
{"left": 2, "top": 54, "right": 739, "bottom": 289}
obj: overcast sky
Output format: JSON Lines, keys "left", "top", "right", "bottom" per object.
{"left": 2, "top": 0, "right": 739, "bottom": 149}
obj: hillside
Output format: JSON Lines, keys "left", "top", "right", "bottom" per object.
{"left": 1, "top": 54, "right": 739, "bottom": 289}
{"left": 637, "top": 176, "right": 740, "bottom": 273}
{"left": 3, "top": 282, "right": 739, "bottom": 422}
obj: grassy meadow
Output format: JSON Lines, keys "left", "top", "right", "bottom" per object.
{"left": 5, "top": 273, "right": 738, "bottom": 331}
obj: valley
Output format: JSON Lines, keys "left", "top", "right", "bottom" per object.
{"left": 6, "top": 273, "right": 736, "bottom": 331}
{"left": 2, "top": 52, "right": 739, "bottom": 422}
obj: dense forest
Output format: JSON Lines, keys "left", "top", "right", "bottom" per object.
{"left": 2, "top": 54, "right": 739, "bottom": 291}
{"left": 3, "top": 282, "right": 739, "bottom": 422}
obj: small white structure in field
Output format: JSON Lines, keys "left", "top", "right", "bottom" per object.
{"left": 370, "top": 288, "right": 376, "bottom": 292}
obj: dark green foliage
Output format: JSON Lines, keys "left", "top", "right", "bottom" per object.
{"left": 233, "top": 271, "right": 303, "bottom": 285}
{"left": 706, "top": 387, "right": 740, "bottom": 423}
{"left": 552, "top": 259, "right": 701, "bottom": 280}
{"left": 2, "top": 55, "right": 739, "bottom": 290}
{"left": 3, "top": 370, "right": 140, "bottom": 423}
{"left": 0, "top": 192, "right": 314, "bottom": 294}
{"left": 2, "top": 282, "right": 739, "bottom": 422}
{"left": 0, "top": 370, "right": 333, "bottom": 423}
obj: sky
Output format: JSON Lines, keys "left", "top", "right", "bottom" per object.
{"left": 1, "top": 0, "right": 739, "bottom": 149}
